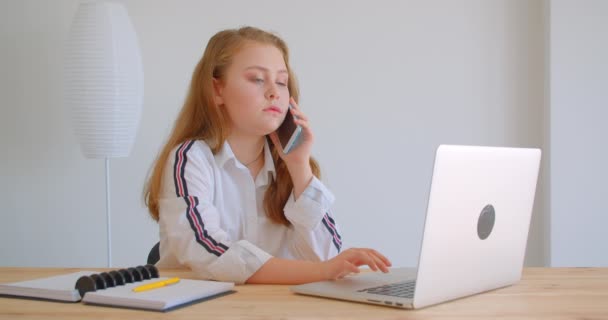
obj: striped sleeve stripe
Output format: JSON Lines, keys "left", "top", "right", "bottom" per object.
{"left": 321, "top": 213, "right": 342, "bottom": 252}
{"left": 173, "top": 140, "right": 229, "bottom": 256}
{"left": 185, "top": 196, "right": 228, "bottom": 257}
{"left": 324, "top": 214, "right": 342, "bottom": 240}
{"left": 173, "top": 140, "right": 195, "bottom": 197}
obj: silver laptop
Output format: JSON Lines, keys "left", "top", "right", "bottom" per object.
{"left": 291, "top": 145, "right": 541, "bottom": 309}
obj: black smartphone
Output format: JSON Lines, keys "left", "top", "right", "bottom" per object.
{"left": 276, "top": 105, "right": 302, "bottom": 154}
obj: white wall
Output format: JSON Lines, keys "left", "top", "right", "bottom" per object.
{"left": 1, "top": 0, "right": 547, "bottom": 268}
{"left": 549, "top": 0, "right": 608, "bottom": 266}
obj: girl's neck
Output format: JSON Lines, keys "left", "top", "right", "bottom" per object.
{"left": 227, "top": 133, "right": 266, "bottom": 168}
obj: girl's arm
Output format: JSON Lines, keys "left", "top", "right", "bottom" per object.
{"left": 246, "top": 248, "right": 392, "bottom": 285}
{"left": 287, "top": 161, "right": 314, "bottom": 200}
{"left": 268, "top": 96, "right": 315, "bottom": 200}
{"left": 270, "top": 97, "right": 344, "bottom": 260}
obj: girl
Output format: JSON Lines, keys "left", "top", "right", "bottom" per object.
{"left": 144, "top": 26, "right": 391, "bottom": 284}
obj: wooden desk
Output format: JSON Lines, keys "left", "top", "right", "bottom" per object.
{"left": 1, "top": 267, "right": 607, "bottom": 319}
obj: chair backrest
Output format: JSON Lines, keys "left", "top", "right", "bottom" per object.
{"left": 147, "top": 242, "right": 160, "bottom": 265}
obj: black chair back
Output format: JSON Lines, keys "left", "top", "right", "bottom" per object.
{"left": 147, "top": 242, "right": 160, "bottom": 265}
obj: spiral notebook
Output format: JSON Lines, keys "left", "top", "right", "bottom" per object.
{"left": 0, "top": 266, "right": 235, "bottom": 311}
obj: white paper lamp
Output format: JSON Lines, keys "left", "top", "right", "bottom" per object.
{"left": 64, "top": 1, "right": 144, "bottom": 267}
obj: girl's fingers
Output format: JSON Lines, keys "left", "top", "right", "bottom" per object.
{"left": 291, "top": 108, "right": 309, "bottom": 122}
{"left": 369, "top": 249, "right": 392, "bottom": 267}
{"left": 294, "top": 118, "right": 309, "bottom": 130}
{"left": 352, "top": 249, "right": 391, "bottom": 273}
{"left": 371, "top": 254, "right": 390, "bottom": 273}
{"left": 356, "top": 252, "right": 379, "bottom": 271}
{"left": 363, "top": 249, "right": 390, "bottom": 272}
{"left": 367, "top": 253, "right": 382, "bottom": 272}
{"left": 287, "top": 98, "right": 312, "bottom": 133}
{"left": 289, "top": 97, "right": 299, "bottom": 110}
{"left": 289, "top": 98, "right": 310, "bottom": 122}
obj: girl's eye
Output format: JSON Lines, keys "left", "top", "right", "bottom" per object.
{"left": 276, "top": 82, "right": 287, "bottom": 87}
{"left": 254, "top": 78, "right": 264, "bottom": 84}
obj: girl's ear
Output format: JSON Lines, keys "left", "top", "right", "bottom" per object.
{"left": 212, "top": 77, "right": 224, "bottom": 107}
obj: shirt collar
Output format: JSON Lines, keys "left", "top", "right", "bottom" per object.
{"left": 214, "top": 139, "right": 277, "bottom": 186}
{"left": 257, "top": 140, "right": 276, "bottom": 186}
{"left": 214, "top": 140, "right": 235, "bottom": 168}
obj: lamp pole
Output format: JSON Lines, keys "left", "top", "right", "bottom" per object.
{"left": 105, "top": 158, "right": 112, "bottom": 267}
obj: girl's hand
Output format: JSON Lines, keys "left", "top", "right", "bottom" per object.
{"left": 321, "top": 248, "right": 392, "bottom": 280}
{"left": 269, "top": 97, "right": 313, "bottom": 167}
{"left": 269, "top": 97, "right": 315, "bottom": 198}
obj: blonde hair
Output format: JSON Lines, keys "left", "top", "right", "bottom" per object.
{"left": 144, "top": 26, "right": 320, "bottom": 226}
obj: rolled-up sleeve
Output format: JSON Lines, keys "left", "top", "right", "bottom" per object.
{"left": 283, "top": 176, "right": 342, "bottom": 261}
{"left": 156, "top": 141, "right": 272, "bottom": 284}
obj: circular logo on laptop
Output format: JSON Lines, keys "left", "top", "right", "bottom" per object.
{"left": 477, "top": 204, "right": 495, "bottom": 240}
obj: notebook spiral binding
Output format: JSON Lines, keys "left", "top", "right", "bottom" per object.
{"left": 75, "top": 264, "right": 159, "bottom": 298}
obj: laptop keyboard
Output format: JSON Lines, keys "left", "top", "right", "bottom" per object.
{"left": 357, "top": 280, "right": 416, "bottom": 299}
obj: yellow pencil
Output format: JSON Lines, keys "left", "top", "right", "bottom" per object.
{"left": 132, "top": 277, "right": 180, "bottom": 292}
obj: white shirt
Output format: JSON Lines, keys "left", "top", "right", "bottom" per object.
{"left": 156, "top": 139, "right": 342, "bottom": 284}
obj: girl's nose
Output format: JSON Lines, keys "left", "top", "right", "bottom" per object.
{"left": 265, "top": 83, "right": 280, "bottom": 100}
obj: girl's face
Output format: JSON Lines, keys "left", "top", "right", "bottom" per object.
{"left": 214, "top": 42, "right": 290, "bottom": 137}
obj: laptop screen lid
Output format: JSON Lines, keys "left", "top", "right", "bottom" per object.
{"left": 412, "top": 145, "right": 541, "bottom": 308}
{"left": 291, "top": 145, "right": 541, "bottom": 309}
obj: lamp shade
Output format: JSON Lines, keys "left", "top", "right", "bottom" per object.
{"left": 65, "top": 2, "right": 143, "bottom": 158}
